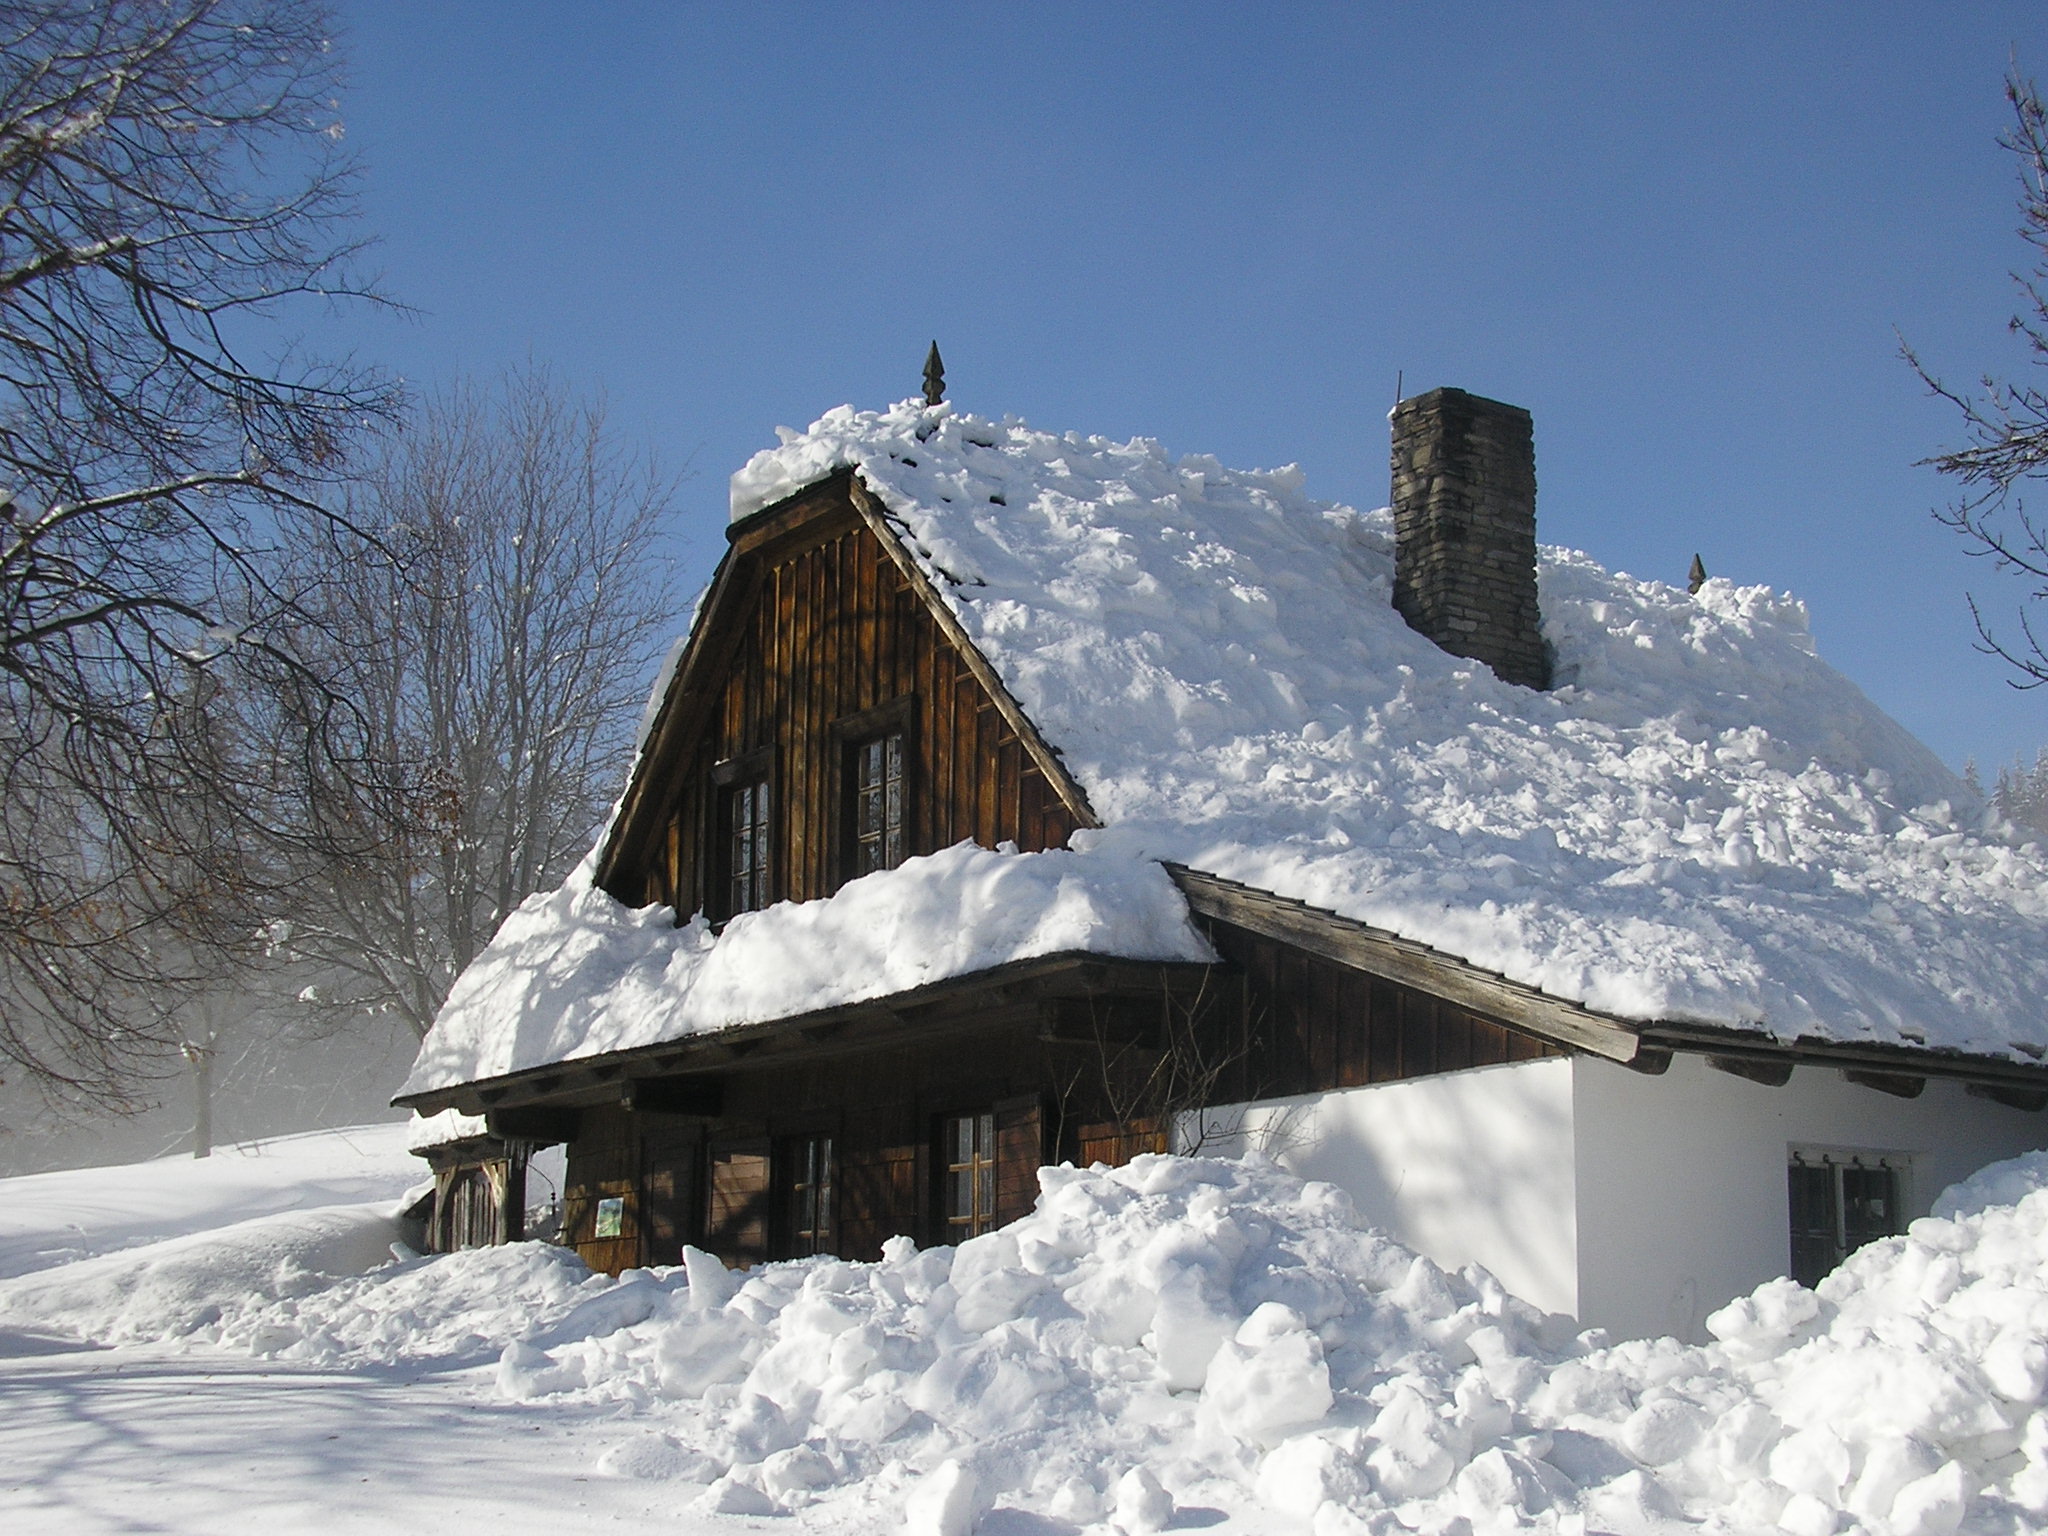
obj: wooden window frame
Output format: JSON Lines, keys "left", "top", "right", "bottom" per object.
{"left": 709, "top": 747, "right": 775, "bottom": 922}
{"left": 830, "top": 696, "right": 916, "bottom": 888}
{"left": 938, "top": 1108, "right": 998, "bottom": 1242}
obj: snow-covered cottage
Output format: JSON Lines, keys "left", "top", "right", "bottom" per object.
{"left": 395, "top": 386, "right": 2048, "bottom": 1342}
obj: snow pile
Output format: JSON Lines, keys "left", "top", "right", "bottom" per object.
{"left": 19, "top": 1148, "right": 2048, "bottom": 1532}
{"left": 403, "top": 840, "right": 1210, "bottom": 1096}
{"left": 726, "top": 399, "right": 2048, "bottom": 1057}
{"left": 0, "top": 1121, "right": 421, "bottom": 1280}
{"left": 408, "top": 1108, "right": 491, "bottom": 1151}
{"left": 0, "top": 1202, "right": 409, "bottom": 1344}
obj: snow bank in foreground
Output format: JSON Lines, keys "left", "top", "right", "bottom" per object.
{"left": 38, "top": 1150, "right": 2048, "bottom": 1535}
{"left": 402, "top": 841, "right": 1212, "bottom": 1097}
{"left": 726, "top": 400, "right": 2048, "bottom": 1057}
{"left": 0, "top": 1122, "right": 420, "bottom": 1280}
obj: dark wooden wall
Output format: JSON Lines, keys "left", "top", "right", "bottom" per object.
{"left": 558, "top": 915, "right": 1563, "bottom": 1276}
{"left": 1198, "top": 915, "right": 1560, "bottom": 1105}
{"left": 604, "top": 495, "right": 1083, "bottom": 913}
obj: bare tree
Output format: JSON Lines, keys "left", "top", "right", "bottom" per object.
{"left": 1909, "top": 66, "right": 2048, "bottom": 688}
{"left": 0, "top": 1, "right": 398, "bottom": 1099}
{"left": 272, "top": 368, "right": 682, "bottom": 1039}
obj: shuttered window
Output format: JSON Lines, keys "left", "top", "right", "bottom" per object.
{"left": 943, "top": 1112, "right": 997, "bottom": 1239}
{"left": 779, "top": 1135, "right": 835, "bottom": 1257}
{"left": 1789, "top": 1150, "right": 1907, "bottom": 1287}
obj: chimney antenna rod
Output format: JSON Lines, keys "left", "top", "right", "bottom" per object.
{"left": 1394, "top": 369, "right": 1403, "bottom": 409}
{"left": 923, "top": 342, "right": 945, "bottom": 407}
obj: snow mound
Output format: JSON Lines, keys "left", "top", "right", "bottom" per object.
{"left": 1931, "top": 1150, "right": 2048, "bottom": 1220}
{"left": 724, "top": 399, "right": 2048, "bottom": 1058}
{"left": 25, "top": 1149, "right": 2048, "bottom": 1533}
{"left": 403, "top": 839, "right": 1209, "bottom": 1096}
{"left": 0, "top": 1121, "right": 422, "bottom": 1280}
{"left": 0, "top": 1202, "right": 407, "bottom": 1344}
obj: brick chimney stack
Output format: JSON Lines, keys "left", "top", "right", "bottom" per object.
{"left": 1389, "top": 387, "right": 1550, "bottom": 691}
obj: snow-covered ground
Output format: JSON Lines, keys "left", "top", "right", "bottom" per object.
{"left": 0, "top": 1121, "right": 421, "bottom": 1279}
{"left": 7, "top": 1129, "right": 2048, "bottom": 1535}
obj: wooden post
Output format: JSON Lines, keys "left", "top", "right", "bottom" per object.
{"left": 180, "top": 1027, "right": 216, "bottom": 1159}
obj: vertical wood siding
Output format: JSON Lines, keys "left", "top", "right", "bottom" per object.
{"left": 607, "top": 501, "right": 1082, "bottom": 913}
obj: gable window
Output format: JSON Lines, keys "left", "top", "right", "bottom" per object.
{"left": 777, "top": 1135, "right": 835, "bottom": 1257}
{"left": 830, "top": 697, "right": 915, "bottom": 889}
{"left": 1789, "top": 1149, "right": 1907, "bottom": 1287}
{"left": 942, "top": 1111, "right": 997, "bottom": 1240}
{"left": 725, "top": 778, "right": 772, "bottom": 915}
{"left": 711, "top": 748, "right": 774, "bottom": 921}
{"left": 851, "top": 731, "right": 906, "bottom": 875}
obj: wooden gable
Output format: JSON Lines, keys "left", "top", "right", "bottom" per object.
{"left": 599, "top": 471, "right": 1094, "bottom": 914}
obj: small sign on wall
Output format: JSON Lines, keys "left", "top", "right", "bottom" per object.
{"left": 594, "top": 1197, "right": 624, "bottom": 1239}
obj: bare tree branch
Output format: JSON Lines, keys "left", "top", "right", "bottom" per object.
{"left": 1909, "top": 66, "right": 2048, "bottom": 689}
{"left": 268, "top": 366, "right": 682, "bottom": 1040}
{"left": 0, "top": 0, "right": 400, "bottom": 1101}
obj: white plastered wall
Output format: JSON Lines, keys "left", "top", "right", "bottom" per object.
{"left": 1182, "top": 1057, "right": 1580, "bottom": 1318}
{"left": 1571, "top": 1052, "right": 2048, "bottom": 1343}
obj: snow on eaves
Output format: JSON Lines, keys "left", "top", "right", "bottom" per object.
{"left": 399, "top": 843, "right": 1211, "bottom": 1099}
{"left": 726, "top": 398, "right": 2048, "bottom": 1061}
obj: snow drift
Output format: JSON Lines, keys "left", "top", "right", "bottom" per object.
{"left": 27, "top": 1147, "right": 2048, "bottom": 1536}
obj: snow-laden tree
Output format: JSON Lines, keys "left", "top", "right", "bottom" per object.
{"left": 271, "top": 368, "right": 682, "bottom": 1039}
{"left": 0, "top": 0, "right": 398, "bottom": 1099}
{"left": 1912, "top": 67, "right": 2048, "bottom": 688}
{"left": 1992, "top": 747, "right": 2048, "bottom": 837}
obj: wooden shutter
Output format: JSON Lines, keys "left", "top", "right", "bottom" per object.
{"left": 993, "top": 1096, "right": 1046, "bottom": 1227}
{"left": 705, "top": 1139, "right": 771, "bottom": 1267}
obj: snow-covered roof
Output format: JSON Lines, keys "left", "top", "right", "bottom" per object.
{"left": 725, "top": 399, "right": 2048, "bottom": 1059}
{"left": 399, "top": 843, "right": 1210, "bottom": 1098}
{"left": 402, "top": 397, "right": 2048, "bottom": 1100}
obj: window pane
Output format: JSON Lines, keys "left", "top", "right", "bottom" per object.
{"left": 1841, "top": 1166, "right": 1898, "bottom": 1248}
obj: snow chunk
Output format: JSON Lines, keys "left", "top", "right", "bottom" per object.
{"left": 406, "top": 1108, "right": 489, "bottom": 1152}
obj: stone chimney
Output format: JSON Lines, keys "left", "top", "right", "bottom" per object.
{"left": 1389, "top": 387, "right": 1550, "bottom": 690}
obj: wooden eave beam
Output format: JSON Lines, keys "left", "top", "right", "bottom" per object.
{"left": 1637, "top": 1020, "right": 2048, "bottom": 1093}
{"left": 1167, "top": 865, "right": 1643, "bottom": 1064}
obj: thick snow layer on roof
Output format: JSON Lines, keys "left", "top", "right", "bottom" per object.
{"left": 400, "top": 842, "right": 1211, "bottom": 1098}
{"left": 731, "top": 399, "right": 2048, "bottom": 1059}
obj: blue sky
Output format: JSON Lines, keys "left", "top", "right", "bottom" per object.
{"left": 332, "top": 1, "right": 2048, "bottom": 778}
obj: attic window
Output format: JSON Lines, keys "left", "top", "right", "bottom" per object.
{"left": 852, "top": 732, "right": 905, "bottom": 875}
{"left": 834, "top": 697, "right": 914, "bottom": 885}
{"left": 711, "top": 750, "right": 774, "bottom": 920}
{"left": 1788, "top": 1148, "right": 1908, "bottom": 1286}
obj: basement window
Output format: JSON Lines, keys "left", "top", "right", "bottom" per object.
{"left": 1788, "top": 1148, "right": 1909, "bottom": 1287}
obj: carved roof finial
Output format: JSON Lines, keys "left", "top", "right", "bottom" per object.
{"left": 923, "top": 341, "right": 945, "bottom": 407}
{"left": 1688, "top": 552, "right": 1707, "bottom": 595}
